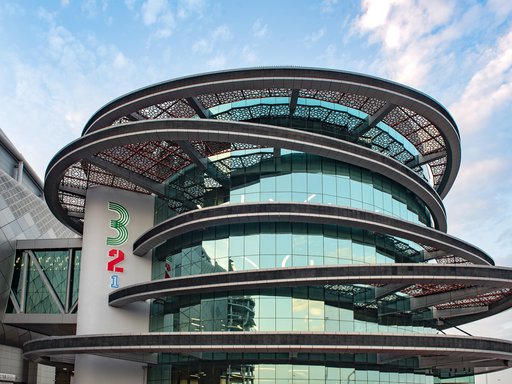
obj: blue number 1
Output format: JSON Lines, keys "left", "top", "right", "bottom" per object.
{"left": 110, "top": 275, "right": 119, "bottom": 288}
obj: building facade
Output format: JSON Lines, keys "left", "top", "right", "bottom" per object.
{"left": 19, "top": 68, "right": 512, "bottom": 383}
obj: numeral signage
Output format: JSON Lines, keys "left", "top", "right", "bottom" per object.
{"left": 106, "top": 201, "right": 130, "bottom": 288}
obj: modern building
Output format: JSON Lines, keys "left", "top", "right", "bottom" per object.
{"left": 5, "top": 68, "right": 512, "bottom": 383}
{"left": 0, "top": 128, "right": 77, "bottom": 383}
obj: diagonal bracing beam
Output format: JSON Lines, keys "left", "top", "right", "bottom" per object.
{"left": 410, "top": 286, "right": 502, "bottom": 312}
{"left": 175, "top": 140, "right": 229, "bottom": 188}
{"left": 352, "top": 103, "right": 396, "bottom": 137}
{"left": 186, "top": 97, "right": 213, "bottom": 119}
{"left": 406, "top": 150, "right": 447, "bottom": 168}
{"left": 86, "top": 155, "right": 166, "bottom": 197}
{"left": 289, "top": 89, "right": 300, "bottom": 114}
{"left": 374, "top": 283, "right": 411, "bottom": 300}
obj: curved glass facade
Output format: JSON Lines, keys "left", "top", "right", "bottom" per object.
{"left": 146, "top": 81, "right": 457, "bottom": 383}
{"left": 153, "top": 223, "right": 425, "bottom": 277}
{"left": 149, "top": 287, "right": 434, "bottom": 335}
{"left": 157, "top": 152, "right": 433, "bottom": 227}
{"left": 148, "top": 360, "right": 474, "bottom": 384}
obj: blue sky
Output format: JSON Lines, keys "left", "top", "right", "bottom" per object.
{"left": 1, "top": 0, "right": 512, "bottom": 382}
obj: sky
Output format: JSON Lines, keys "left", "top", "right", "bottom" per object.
{"left": 0, "top": 0, "right": 512, "bottom": 382}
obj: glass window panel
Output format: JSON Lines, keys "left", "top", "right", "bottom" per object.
{"left": 276, "top": 297, "right": 292, "bottom": 317}
{"left": 293, "top": 173, "right": 307, "bottom": 192}
{"left": 337, "top": 176, "right": 350, "bottom": 198}
{"left": 308, "top": 173, "right": 322, "bottom": 195}
{"left": 260, "top": 233, "right": 275, "bottom": 254}
{"left": 244, "top": 234, "right": 259, "bottom": 255}
{"left": 275, "top": 318, "right": 292, "bottom": 331}
{"left": 292, "top": 254, "right": 307, "bottom": 267}
{"left": 276, "top": 192, "right": 291, "bottom": 201}
{"left": 244, "top": 255, "right": 259, "bottom": 270}
{"left": 259, "top": 297, "right": 276, "bottom": 318}
{"left": 260, "top": 176, "right": 275, "bottom": 192}
{"left": 292, "top": 192, "right": 308, "bottom": 202}
{"left": 323, "top": 174, "right": 336, "bottom": 196}
{"left": 245, "top": 193, "right": 259, "bottom": 202}
{"left": 228, "top": 237, "right": 243, "bottom": 257}
{"left": 276, "top": 233, "right": 292, "bottom": 254}
{"left": 292, "top": 298, "right": 309, "bottom": 318}
{"left": 215, "top": 238, "right": 228, "bottom": 259}
{"left": 260, "top": 192, "right": 275, "bottom": 202}
{"left": 276, "top": 174, "right": 292, "bottom": 192}
{"left": 308, "top": 234, "right": 323, "bottom": 256}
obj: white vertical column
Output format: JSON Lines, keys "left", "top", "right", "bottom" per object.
{"left": 74, "top": 186, "right": 154, "bottom": 384}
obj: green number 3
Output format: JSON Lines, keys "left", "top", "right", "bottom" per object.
{"left": 107, "top": 202, "right": 130, "bottom": 246}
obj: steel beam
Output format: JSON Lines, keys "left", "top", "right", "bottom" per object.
{"left": 86, "top": 155, "right": 165, "bottom": 197}
{"left": 60, "top": 185, "right": 87, "bottom": 197}
{"left": 186, "top": 97, "right": 212, "bottom": 119}
{"left": 421, "top": 249, "right": 447, "bottom": 261}
{"left": 289, "top": 89, "right": 300, "bottom": 114}
{"left": 20, "top": 251, "right": 29, "bottom": 313}
{"left": 175, "top": 140, "right": 229, "bottom": 187}
{"left": 65, "top": 248, "right": 73, "bottom": 313}
{"left": 410, "top": 286, "right": 501, "bottom": 312}
{"left": 352, "top": 103, "right": 396, "bottom": 136}
{"left": 433, "top": 306, "right": 488, "bottom": 320}
{"left": 374, "top": 283, "right": 410, "bottom": 300}
{"left": 9, "top": 290, "right": 21, "bottom": 314}
{"left": 67, "top": 211, "right": 85, "bottom": 219}
{"left": 406, "top": 150, "right": 447, "bottom": 168}
{"left": 175, "top": 140, "right": 207, "bottom": 170}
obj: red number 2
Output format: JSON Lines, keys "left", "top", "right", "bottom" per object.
{"left": 107, "top": 249, "right": 125, "bottom": 272}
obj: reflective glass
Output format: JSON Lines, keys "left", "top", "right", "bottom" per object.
{"left": 160, "top": 153, "right": 433, "bottom": 228}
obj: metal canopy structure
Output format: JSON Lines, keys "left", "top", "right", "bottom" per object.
{"left": 45, "top": 68, "right": 461, "bottom": 236}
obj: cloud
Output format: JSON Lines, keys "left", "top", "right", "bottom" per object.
{"left": 192, "top": 25, "right": 231, "bottom": 56}
{"left": 252, "top": 19, "right": 268, "bottom": 39}
{"left": 305, "top": 28, "right": 326, "bottom": 46}
{"left": 320, "top": 0, "right": 338, "bottom": 13}
{"left": 177, "top": 0, "right": 205, "bottom": 19}
{"left": 125, "top": 0, "right": 136, "bottom": 11}
{"left": 354, "top": 0, "right": 460, "bottom": 87}
{"left": 212, "top": 25, "right": 232, "bottom": 40}
{"left": 140, "top": 0, "right": 175, "bottom": 37}
{"left": 141, "top": 0, "right": 167, "bottom": 25}
{"left": 132, "top": 0, "right": 206, "bottom": 40}
{"left": 61, "top": 0, "right": 70, "bottom": 6}
{"left": 37, "top": 6, "right": 57, "bottom": 23}
{"left": 207, "top": 54, "right": 226, "bottom": 69}
{"left": 192, "top": 38, "right": 212, "bottom": 54}
{"left": 241, "top": 45, "right": 257, "bottom": 64}
{"left": 488, "top": 0, "right": 512, "bottom": 22}
{"left": 81, "top": 0, "right": 109, "bottom": 18}
{"left": 445, "top": 156, "right": 511, "bottom": 237}
{"left": 0, "top": 14, "right": 138, "bottom": 178}
{"left": 451, "top": 158, "right": 506, "bottom": 192}
{"left": 0, "top": 2, "right": 24, "bottom": 17}
{"left": 449, "top": 27, "right": 512, "bottom": 134}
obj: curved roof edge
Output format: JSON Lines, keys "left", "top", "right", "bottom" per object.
{"left": 83, "top": 67, "right": 459, "bottom": 137}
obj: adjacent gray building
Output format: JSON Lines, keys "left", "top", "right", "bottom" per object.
{"left": 0, "top": 128, "right": 76, "bottom": 384}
